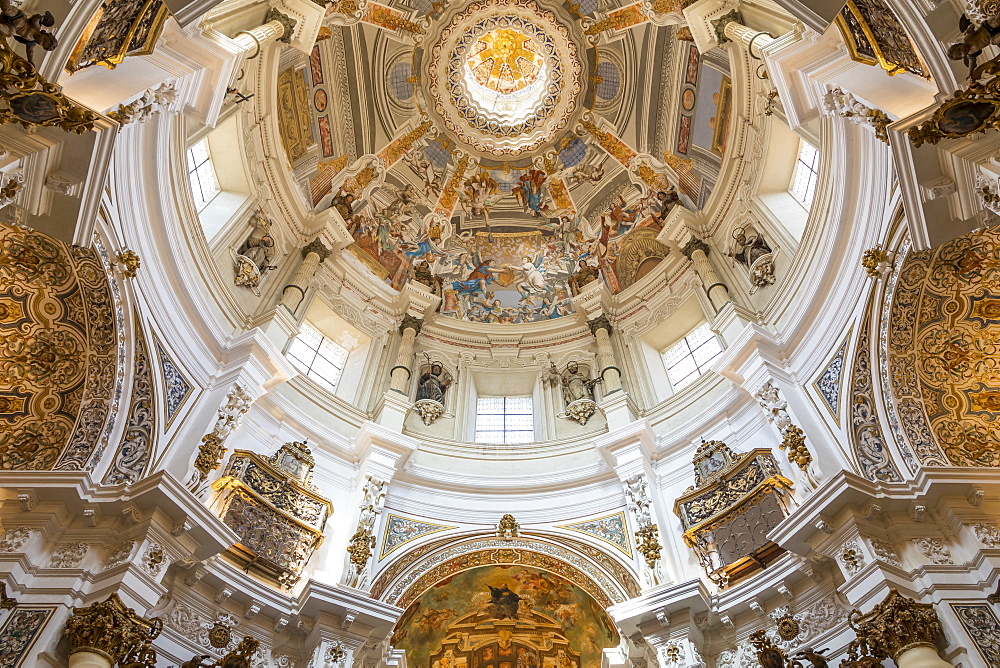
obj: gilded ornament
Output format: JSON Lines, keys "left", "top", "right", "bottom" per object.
{"left": 207, "top": 620, "right": 232, "bottom": 648}
{"left": 327, "top": 641, "right": 347, "bottom": 664}
{"left": 779, "top": 424, "right": 813, "bottom": 471}
{"left": 0, "top": 36, "right": 97, "bottom": 133}
{"left": 194, "top": 433, "right": 226, "bottom": 476}
{"left": 558, "top": 398, "right": 598, "bottom": 425}
{"left": 414, "top": 398, "right": 445, "bottom": 425}
{"left": 64, "top": 593, "right": 162, "bottom": 665}
{"left": 347, "top": 527, "right": 375, "bottom": 569}
{"left": 634, "top": 523, "right": 662, "bottom": 567}
{"left": 776, "top": 612, "right": 801, "bottom": 641}
{"left": 843, "top": 590, "right": 944, "bottom": 664}
{"left": 212, "top": 446, "right": 331, "bottom": 587}
{"left": 835, "top": 0, "right": 928, "bottom": 78}
{"left": 0, "top": 176, "right": 19, "bottom": 200}
{"left": 217, "top": 636, "right": 260, "bottom": 665}
{"left": 861, "top": 247, "right": 891, "bottom": 278}
{"left": 497, "top": 513, "right": 520, "bottom": 538}
{"left": 65, "top": 0, "right": 169, "bottom": 72}
{"left": 0, "top": 582, "right": 15, "bottom": 609}
{"left": 117, "top": 250, "right": 141, "bottom": 278}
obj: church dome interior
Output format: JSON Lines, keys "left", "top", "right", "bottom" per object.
{"left": 1, "top": 0, "right": 1000, "bottom": 665}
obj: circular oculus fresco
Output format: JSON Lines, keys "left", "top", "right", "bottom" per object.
{"left": 426, "top": 0, "right": 584, "bottom": 156}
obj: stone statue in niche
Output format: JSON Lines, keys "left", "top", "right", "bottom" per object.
{"left": 561, "top": 361, "right": 597, "bottom": 404}
{"left": 231, "top": 212, "right": 278, "bottom": 295}
{"left": 558, "top": 362, "right": 600, "bottom": 425}
{"left": 541, "top": 362, "right": 561, "bottom": 389}
{"left": 416, "top": 362, "right": 451, "bottom": 403}
{"left": 414, "top": 360, "right": 452, "bottom": 425}
{"left": 0, "top": 0, "right": 58, "bottom": 65}
{"left": 728, "top": 225, "right": 775, "bottom": 294}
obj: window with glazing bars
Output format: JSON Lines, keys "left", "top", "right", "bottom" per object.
{"left": 662, "top": 322, "right": 723, "bottom": 391}
{"left": 286, "top": 322, "right": 349, "bottom": 392}
{"left": 475, "top": 397, "right": 534, "bottom": 444}
{"left": 186, "top": 139, "right": 221, "bottom": 210}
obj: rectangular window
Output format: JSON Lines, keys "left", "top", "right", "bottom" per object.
{"left": 475, "top": 397, "right": 534, "bottom": 444}
{"left": 286, "top": 322, "right": 349, "bottom": 392}
{"left": 789, "top": 140, "right": 819, "bottom": 208}
{"left": 186, "top": 139, "right": 221, "bottom": 211}
{"left": 662, "top": 322, "right": 723, "bottom": 391}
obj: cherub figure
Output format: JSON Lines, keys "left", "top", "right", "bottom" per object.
{"left": 0, "top": 0, "right": 58, "bottom": 65}
{"left": 460, "top": 171, "right": 504, "bottom": 224}
{"left": 948, "top": 12, "right": 1000, "bottom": 79}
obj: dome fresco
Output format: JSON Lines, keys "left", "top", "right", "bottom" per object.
{"left": 302, "top": 0, "right": 731, "bottom": 323}
{"left": 4, "top": 0, "right": 1000, "bottom": 665}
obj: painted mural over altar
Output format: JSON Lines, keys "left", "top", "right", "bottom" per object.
{"left": 391, "top": 565, "right": 618, "bottom": 667}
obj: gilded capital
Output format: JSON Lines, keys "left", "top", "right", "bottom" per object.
{"left": 680, "top": 238, "right": 710, "bottom": 261}
{"left": 303, "top": 238, "right": 333, "bottom": 262}
{"left": 846, "top": 589, "right": 944, "bottom": 663}
{"left": 64, "top": 594, "right": 161, "bottom": 664}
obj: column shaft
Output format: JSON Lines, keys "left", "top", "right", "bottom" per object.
{"left": 233, "top": 20, "right": 287, "bottom": 53}
{"left": 723, "top": 21, "right": 774, "bottom": 57}
{"left": 390, "top": 327, "right": 417, "bottom": 394}
{"left": 281, "top": 251, "right": 321, "bottom": 312}
{"left": 896, "top": 646, "right": 954, "bottom": 668}
{"left": 595, "top": 327, "right": 622, "bottom": 394}
{"left": 691, "top": 248, "right": 729, "bottom": 311}
{"left": 68, "top": 654, "right": 112, "bottom": 668}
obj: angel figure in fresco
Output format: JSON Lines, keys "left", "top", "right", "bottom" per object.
{"left": 508, "top": 256, "right": 549, "bottom": 300}
{"left": 450, "top": 253, "right": 501, "bottom": 297}
{"left": 514, "top": 169, "right": 549, "bottom": 217}
{"left": 403, "top": 146, "right": 442, "bottom": 200}
{"left": 568, "top": 157, "right": 606, "bottom": 186}
{"left": 606, "top": 196, "right": 640, "bottom": 235}
{"left": 460, "top": 171, "right": 505, "bottom": 225}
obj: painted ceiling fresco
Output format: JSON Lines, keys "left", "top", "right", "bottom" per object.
{"left": 391, "top": 564, "right": 619, "bottom": 668}
{"left": 887, "top": 227, "right": 1000, "bottom": 468}
{"left": 273, "top": 0, "right": 732, "bottom": 324}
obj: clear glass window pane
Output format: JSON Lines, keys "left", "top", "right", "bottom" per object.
{"left": 186, "top": 139, "right": 220, "bottom": 211}
{"left": 667, "top": 356, "right": 697, "bottom": 385}
{"left": 692, "top": 337, "right": 723, "bottom": 366}
{"left": 663, "top": 322, "right": 724, "bottom": 392}
{"left": 286, "top": 321, "right": 348, "bottom": 391}
{"left": 476, "top": 397, "right": 534, "bottom": 444}
{"left": 790, "top": 140, "right": 819, "bottom": 207}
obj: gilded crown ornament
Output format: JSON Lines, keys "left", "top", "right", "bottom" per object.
{"left": 497, "top": 513, "right": 520, "bottom": 538}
